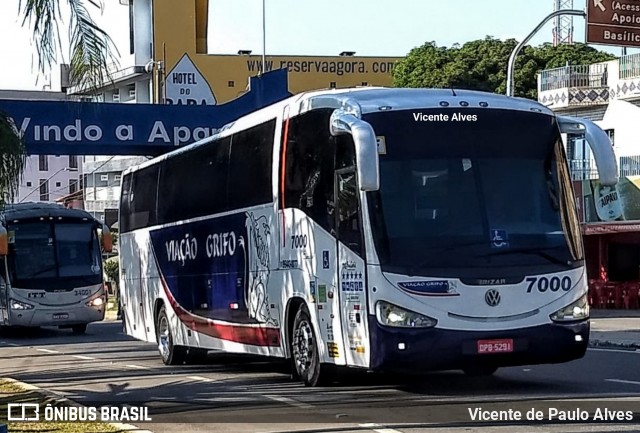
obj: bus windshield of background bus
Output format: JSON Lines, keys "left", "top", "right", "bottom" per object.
{"left": 8, "top": 221, "right": 102, "bottom": 289}
{"left": 364, "top": 108, "right": 583, "bottom": 278}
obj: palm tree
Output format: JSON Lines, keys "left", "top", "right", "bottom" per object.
{"left": 0, "top": 0, "right": 118, "bottom": 206}
{"left": 0, "top": 113, "right": 26, "bottom": 206}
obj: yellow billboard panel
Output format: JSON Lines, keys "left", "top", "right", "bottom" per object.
{"left": 167, "top": 55, "right": 400, "bottom": 104}
{"left": 152, "top": 0, "right": 401, "bottom": 104}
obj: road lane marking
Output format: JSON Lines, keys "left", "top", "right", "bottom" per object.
{"left": 71, "top": 355, "right": 95, "bottom": 360}
{"left": 125, "top": 364, "right": 151, "bottom": 370}
{"left": 359, "top": 423, "right": 403, "bottom": 433}
{"left": 606, "top": 379, "right": 640, "bottom": 386}
{"left": 263, "top": 394, "right": 314, "bottom": 409}
{"left": 187, "top": 375, "right": 214, "bottom": 383}
{"left": 36, "top": 348, "right": 60, "bottom": 354}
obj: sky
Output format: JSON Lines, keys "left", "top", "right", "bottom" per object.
{"left": 0, "top": 0, "right": 635, "bottom": 91}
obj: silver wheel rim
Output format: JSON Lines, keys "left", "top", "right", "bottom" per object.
{"left": 158, "top": 315, "right": 170, "bottom": 360}
{"left": 293, "top": 318, "right": 314, "bottom": 376}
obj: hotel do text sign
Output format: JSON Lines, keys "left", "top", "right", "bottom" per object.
{"left": 587, "top": 0, "right": 640, "bottom": 47}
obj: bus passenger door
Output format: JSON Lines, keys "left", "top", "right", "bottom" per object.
{"left": 335, "top": 169, "right": 370, "bottom": 368}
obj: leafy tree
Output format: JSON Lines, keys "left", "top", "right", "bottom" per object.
{"left": 0, "top": 0, "right": 118, "bottom": 206}
{"left": 535, "top": 42, "right": 616, "bottom": 69}
{"left": 0, "top": 113, "right": 26, "bottom": 206}
{"left": 393, "top": 37, "right": 616, "bottom": 100}
{"left": 103, "top": 256, "right": 119, "bottom": 288}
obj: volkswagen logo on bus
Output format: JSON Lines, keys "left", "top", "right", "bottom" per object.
{"left": 485, "top": 289, "right": 501, "bottom": 307}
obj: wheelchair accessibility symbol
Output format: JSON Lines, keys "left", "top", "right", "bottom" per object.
{"left": 491, "top": 229, "right": 509, "bottom": 248}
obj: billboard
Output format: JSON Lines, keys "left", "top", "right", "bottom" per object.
{"left": 152, "top": 0, "right": 401, "bottom": 104}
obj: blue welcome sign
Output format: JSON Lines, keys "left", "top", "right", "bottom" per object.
{"left": 0, "top": 69, "right": 290, "bottom": 156}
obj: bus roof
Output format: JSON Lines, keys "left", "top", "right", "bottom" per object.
{"left": 1, "top": 202, "right": 97, "bottom": 223}
{"left": 124, "top": 87, "right": 554, "bottom": 176}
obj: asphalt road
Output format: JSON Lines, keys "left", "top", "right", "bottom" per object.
{"left": 1, "top": 321, "right": 640, "bottom": 433}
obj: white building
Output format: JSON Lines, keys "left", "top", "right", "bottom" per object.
{"left": 537, "top": 55, "right": 640, "bottom": 178}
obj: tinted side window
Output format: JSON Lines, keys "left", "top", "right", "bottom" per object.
{"left": 227, "top": 119, "right": 275, "bottom": 210}
{"left": 282, "top": 109, "right": 335, "bottom": 233}
{"left": 129, "top": 165, "right": 159, "bottom": 231}
{"left": 119, "top": 173, "right": 132, "bottom": 233}
{"left": 158, "top": 137, "right": 231, "bottom": 224}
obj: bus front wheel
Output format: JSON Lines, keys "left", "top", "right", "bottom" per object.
{"left": 291, "top": 304, "right": 333, "bottom": 387}
{"left": 156, "top": 306, "right": 186, "bottom": 365}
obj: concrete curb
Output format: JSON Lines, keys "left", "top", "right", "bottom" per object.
{"left": 2, "top": 377, "right": 154, "bottom": 433}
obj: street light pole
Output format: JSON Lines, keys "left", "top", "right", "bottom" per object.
{"left": 506, "top": 9, "right": 586, "bottom": 97}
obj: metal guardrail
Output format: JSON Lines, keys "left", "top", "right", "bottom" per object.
{"left": 569, "top": 159, "right": 600, "bottom": 180}
{"left": 569, "top": 156, "right": 640, "bottom": 180}
{"left": 620, "top": 53, "right": 640, "bottom": 80}
{"left": 540, "top": 64, "right": 609, "bottom": 92}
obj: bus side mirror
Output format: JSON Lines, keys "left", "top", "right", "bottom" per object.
{"left": 330, "top": 109, "right": 380, "bottom": 191}
{"left": 101, "top": 225, "right": 113, "bottom": 253}
{"left": 557, "top": 116, "right": 618, "bottom": 186}
{"left": 0, "top": 226, "right": 7, "bottom": 256}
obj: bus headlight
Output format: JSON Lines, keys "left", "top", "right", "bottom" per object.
{"left": 86, "top": 297, "right": 104, "bottom": 307}
{"left": 10, "top": 299, "right": 34, "bottom": 310}
{"left": 550, "top": 294, "right": 589, "bottom": 322}
{"left": 376, "top": 301, "right": 437, "bottom": 328}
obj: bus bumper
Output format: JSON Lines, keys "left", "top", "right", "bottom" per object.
{"left": 8, "top": 306, "right": 105, "bottom": 328}
{"left": 368, "top": 316, "right": 589, "bottom": 372}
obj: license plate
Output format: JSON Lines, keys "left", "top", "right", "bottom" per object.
{"left": 477, "top": 339, "right": 513, "bottom": 354}
{"left": 52, "top": 313, "right": 69, "bottom": 320}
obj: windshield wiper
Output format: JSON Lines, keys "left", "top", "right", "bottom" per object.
{"left": 484, "top": 247, "right": 574, "bottom": 267}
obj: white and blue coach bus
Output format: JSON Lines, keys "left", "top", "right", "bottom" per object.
{"left": 0, "top": 202, "right": 113, "bottom": 333}
{"left": 119, "top": 87, "right": 617, "bottom": 386}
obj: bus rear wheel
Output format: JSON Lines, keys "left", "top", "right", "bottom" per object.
{"left": 156, "top": 306, "right": 186, "bottom": 365}
{"left": 291, "top": 304, "right": 333, "bottom": 387}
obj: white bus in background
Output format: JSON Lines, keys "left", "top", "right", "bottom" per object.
{"left": 0, "top": 202, "right": 113, "bottom": 334}
{"left": 119, "top": 87, "right": 617, "bottom": 386}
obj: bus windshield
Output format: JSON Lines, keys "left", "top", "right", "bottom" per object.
{"left": 365, "top": 108, "right": 583, "bottom": 278}
{"left": 8, "top": 221, "right": 102, "bottom": 289}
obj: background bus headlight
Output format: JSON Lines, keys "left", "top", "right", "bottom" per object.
{"left": 10, "top": 299, "right": 34, "bottom": 310}
{"left": 376, "top": 301, "right": 437, "bottom": 328}
{"left": 550, "top": 294, "right": 589, "bottom": 322}
{"left": 86, "top": 297, "right": 104, "bottom": 307}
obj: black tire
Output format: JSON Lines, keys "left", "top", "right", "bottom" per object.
{"left": 156, "top": 305, "right": 187, "bottom": 365}
{"left": 463, "top": 365, "right": 498, "bottom": 377}
{"left": 291, "top": 304, "right": 333, "bottom": 386}
{"left": 71, "top": 324, "right": 87, "bottom": 334}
